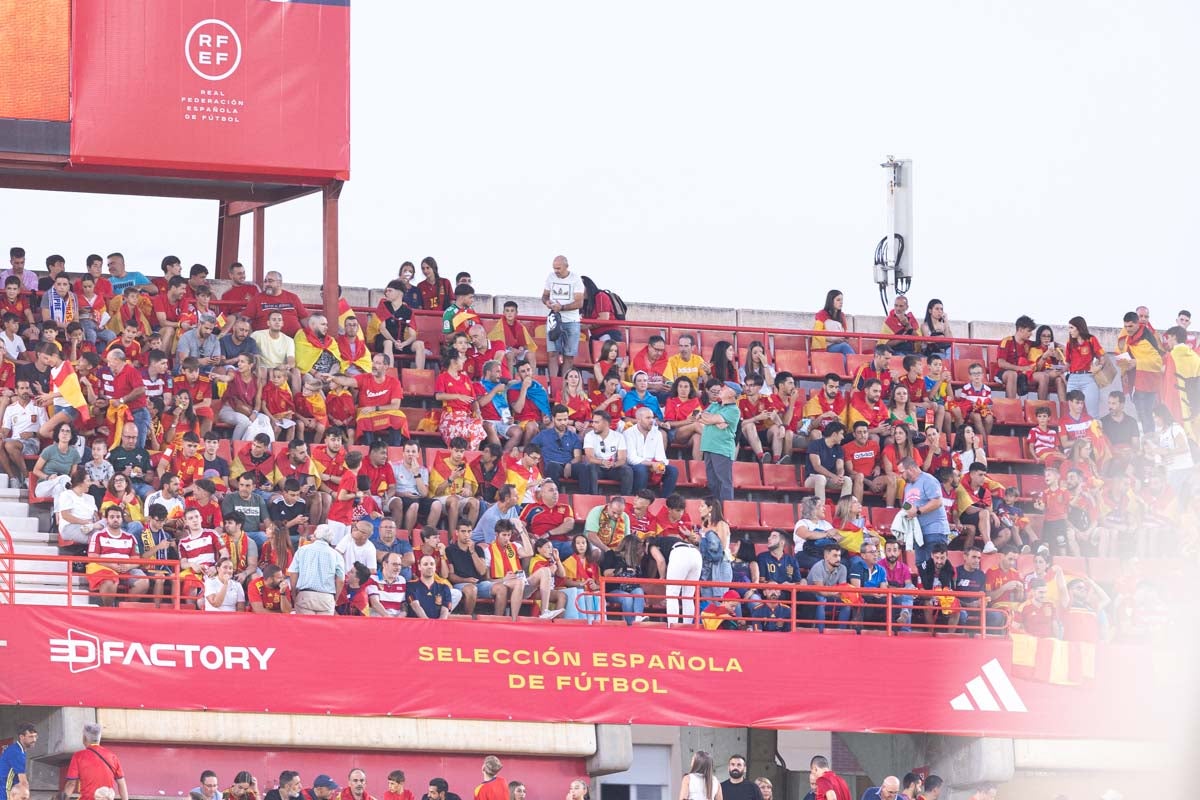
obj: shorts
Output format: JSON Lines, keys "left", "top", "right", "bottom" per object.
{"left": 55, "top": 405, "right": 80, "bottom": 421}
{"left": 16, "top": 437, "right": 40, "bottom": 456}
{"left": 489, "top": 421, "right": 515, "bottom": 437}
{"left": 396, "top": 495, "right": 437, "bottom": 519}
{"left": 455, "top": 580, "right": 495, "bottom": 599}
{"left": 86, "top": 566, "right": 147, "bottom": 592}
{"left": 376, "top": 334, "right": 418, "bottom": 352}
{"left": 547, "top": 320, "right": 581, "bottom": 356}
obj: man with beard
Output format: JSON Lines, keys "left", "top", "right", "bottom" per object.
{"left": 721, "top": 756, "right": 763, "bottom": 800}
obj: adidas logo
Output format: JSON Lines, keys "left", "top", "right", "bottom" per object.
{"left": 948, "top": 658, "right": 1027, "bottom": 712}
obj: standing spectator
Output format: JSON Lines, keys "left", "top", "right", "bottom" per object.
{"left": 1065, "top": 316, "right": 1106, "bottom": 418}
{"left": 900, "top": 457, "right": 950, "bottom": 564}
{"left": 336, "top": 521, "right": 379, "bottom": 574}
{"left": 880, "top": 295, "right": 920, "bottom": 353}
{"left": 805, "top": 421, "right": 853, "bottom": 503}
{"left": 1162, "top": 325, "right": 1200, "bottom": 441}
{"left": 813, "top": 289, "right": 854, "bottom": 362}
{"left": 624, "top": 407, "right": 678, "bottom": 496}
{"left": 1117, "top": 310, "right": 1164, "bottom": 430}
{"left": 680, "top": 752, "right": 721, "bottom": 800}
{"left": 720, "top": 756, "right": 762, "bottom": 800}
{"left": 474, "top": 757, "right": 507, "bottom": 800}
{"left": 698, "top": 385, "right": 740, "bottom": 501}
{"left": 1146, "top": 405, "right": 1194, "bottom": 491}
{"left": 63, "top": 723, "right": 128, "bottom": 800}
{"left": 286, "top": 524, "right": 346, "bottom": 615}
{"left": 916, "top": 777, "right": 943, "bottom": 800}
{"left": 244, "top": 271, "right": 309, "bottom": 336}
{"left": 107, "top": 347, "right": 150, "bottom": 448}
{"left": 860, "top": 777, "right": 901, "bottom": 800}
{"left": 435, "top": 350, "right": 487, "bottom": 450}
{"left": 0, "top": 723, "right": 36, "bottom": 800}
{"left": 541, "top": 255, "right": 585, "bottom": 378}
{"left": 581, "top": 410, "right": 633, "bottom": 495}
{"left": 809, "top": 756, "right": 851, "bottom": 800}
{"left": 416, "top": 257, "right": 453, "bottom": 311}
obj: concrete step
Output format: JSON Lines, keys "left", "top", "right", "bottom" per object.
{"left": 11, "top": 584, "right": 95, "bottom": 606}
{"left": 8, "top": 527, "right": 54, "bottom": 545}
{"left": 0, "top": 516, "right": 41, "bottom": 533}
{"left": 0, "top": 501, "right": 30, "bottom": 516}
{"left": 0, "top": 487, "right": 25, "bottom": 500}
{"left": 14, "top": 543, "right": 57, "bottom": 556}
{"left": 13, "top": 565, "right": 77, "bottom": 586}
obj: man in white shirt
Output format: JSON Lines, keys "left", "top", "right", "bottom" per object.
{"left": 623, "top": 407, "right": 679, "bottom": 497}
{"left": 336, "top": 520, "right": 379, "bottom": 573}
{"left": 540, "top": 255, "right": 584, "bottom": 379}
{"left": 580, "top": 409, "right": 633, "bottom": 495}
{"left": 0, "top": 379, "right": 47, "bottom": 482}
{"left": 251, "top": 310, "right": 298, "bottom": 379}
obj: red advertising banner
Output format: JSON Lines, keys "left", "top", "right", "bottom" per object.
{"left": 70, "top": 0, "right": 349, "bottom": 180}
{"left": 0, "top": 607, "right": 1160, "bottom": 740}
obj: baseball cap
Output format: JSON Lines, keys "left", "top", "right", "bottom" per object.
{"left": 722, "top": 590, "right": 740, "bottom": 601}
{"left": 313, "top": 776, "right": 339, "bottom": 791}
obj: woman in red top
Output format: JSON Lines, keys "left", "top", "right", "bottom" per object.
{"left": 213, "top": 353, "right": 261, "bottom": 441}
{"left": 417, "top": 256, "right": 453, "bottom": 311}
{"left": 258, "top": 521, "right": 293, "bottom": 570}
{"left": 589, "top": 373, "right": 624, "bottom": 423}
{"left": 592, "top": 340, "right": 625, "bottom": 386}
{"left": 1065, "top": 316, "right": 1105, "bottom": 418}
{"left": 435, "top": 350, "right": 486, "bottom": 449}
{"left": 160, "top": 391, "right": 201, "bottom": 453}
{"left": 662, "top": 375, "right": 704, "bottom": 461}
{"left": 881, "top": 423, "right": 921, "bottom": 502}
{"left": 560, "top": 368, "right": 593, "bottom": 434}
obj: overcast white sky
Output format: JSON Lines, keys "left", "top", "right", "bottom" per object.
{"left": 2, "top": 1, "right": 1198, "bottom": 327}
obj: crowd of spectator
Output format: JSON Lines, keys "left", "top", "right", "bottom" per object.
{"left": 0, "top": 248, "right": 1182, "bottom": 636}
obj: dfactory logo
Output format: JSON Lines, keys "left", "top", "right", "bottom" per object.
{"left": 49, "top": 629, "right": 275, "bottom": 674}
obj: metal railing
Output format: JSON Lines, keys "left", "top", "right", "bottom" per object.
{"left": 1, "top": 553, "right": 186, "bottom": 608}
{"left": 583, "top": 576, "right": 1005, "bottom": 635}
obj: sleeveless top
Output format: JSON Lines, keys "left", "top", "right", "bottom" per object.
{"left": 685, "top": 774, "right": 718, "bottom": 800}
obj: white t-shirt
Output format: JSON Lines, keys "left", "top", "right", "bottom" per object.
{"left": 0, "top": 331, "right": 26, "bottom": 361}
{"left": 1158, "top": 423, "right": 1194, "bottom": 472}
{"left": 336, "top": 537, "right": 378, "bottom": 573}
{"left": 623, "top": 424, "right": 666, "bottom": 466}
{"left": 203, "top": 577, "right": 246, "bottom": 612}
{"left": 55, "top": 489, "right": 97, "bottom": 525}
{"left": 251, "top": 330, "right": 296, "bottom": 369}
{"left": 3, "top": 400, "right": 47, "bottom": 439}
{"left": 583, "top": 429, "right": 626, "bottom": 464}
{"left": 543, "top": 271, "right": 584, "bottom": 323}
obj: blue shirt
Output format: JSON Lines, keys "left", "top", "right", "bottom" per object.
{"left": 848, "top": 557, "right": 887, "bottom": 588}
{"left": 755, "top": 550, "right": 800, "bottom": 583}
{"left": 220, "top": 333, "right": 259, "bottom": 362}
{"left": 622, "top": 390, "right": 663, "bottom": 419}
{"left": 911, "top": 470, "right": 949, "bottom": 538}
{"left": 408, "top": 578, "right": 451, "bottom": 618}
{"left": 371, "top": 534, "right": 414, "bottom": 579}
{"left": 530, "top": 427, "right": 582, "bottom": 465}
{"left": 286, "top": 539, "right": 345, "bottom": 593}
{"left": 472, "top": 503, "right": 519, "bottom": 544}
{"left": 108, "top": 271, "right": 151, "bottom": 295}
{"left": 0, "top": 741, "right": 27, "bottom": 800}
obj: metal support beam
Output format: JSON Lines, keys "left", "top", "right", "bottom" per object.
{"left": 252, "top": 207, "right": 266, "bottom": 287}
{"left": 321, "top": 181, "right": 343, "bottom": 326}
{"left": 215, "top": 201, "right": 242, "bottom": 279}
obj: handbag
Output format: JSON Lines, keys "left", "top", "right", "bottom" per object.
{"left": 546, "top": 311, "right": 570, "bottom": 349}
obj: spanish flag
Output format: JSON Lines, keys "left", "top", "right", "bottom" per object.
{"left": 337, "top": 298, "right": 365, "bottom": 341}
{"left": 50, "top": 360, "right": 91, "bottom": 424}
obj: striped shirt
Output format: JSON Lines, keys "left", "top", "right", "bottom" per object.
{"left": 178, "top": 529, "right": 224, "bottom": 571}
{"left": 88, "top": 529, "right": 137, "bottom": 561}
{"left": 376, "top": 577, "right": 407, "bottom": 616}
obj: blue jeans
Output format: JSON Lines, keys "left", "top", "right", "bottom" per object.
{"left": 616, "top": 587, "right": 645, "bottom": 624}
{"left": 703, "top": 451, "right": 733, "bottom": 501}
{"left": 816, "top": 597, "right": 851, "bottom": 632}
{"left": 132, "top": 481, "right": 153, "bottom": 500}
{"left": 131, "top": 406, "right": 152, "bottom": 450}
{"left": 1066, "top": 372, "right": 1100, "bottom": 418}
{"left": 631, "top": 463, "right": 678, "bottom": 497}
{"left": 548, "top": 320, "right": 581, "bottom": 356}
{"left": 827, "top": 342, "right": 855, "bottom": 355}
{"left": 247, "top": 529, "right": 268, "bottom": 550}
{"left": 553, "top": 540, "right": 575, "bottom": 560}
{"left": 124, "top": 521, "right": 144, "bottom": 539}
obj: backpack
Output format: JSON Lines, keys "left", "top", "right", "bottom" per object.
{"left": 600, "top": 289, "right": 628, "bottom": 320}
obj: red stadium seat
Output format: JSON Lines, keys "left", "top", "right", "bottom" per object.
{"left": 732, "top": 461, "right": 766, "bottom": 491}
{"left": 954, "top": 344, "right": 987, "bottom": 364}
{"left": 759, "top": 501, "right": 797, "bottom": 531}
{"left": 571, "top": 494, "right": 606, "bottom": 521}
{"left": 988, "top": 472, "right": 1018, "bottom": 492}
{"left": 809, "top": 352, "right": 850, "bottom": 380}
{"left": 869, "top": 506, "right": 899, "bottom": 530}
{"left": 774, "top": 350, "right": 809, "bottom": 377}
{"left": 991, "top": 397, "right": 1025, "bottom": 426}
{"left": 723, "top": 500, "right": 764, "bottom": 531}
{"left": 1019, "top": 473, "right": 1046, "bottom": 498}
{"left": 1024, "top": 401, "right": 1059, "bottom": 426}
{"left": 673, "top": 459, "right": 702, "bottom": 489}
{"left": 989, "top": 436, "right": 1030, "bottom": 463}
{"left": 688, "top": 459, "right": 707, "bottom": 489}
{"left": 846, "top": 354, "right": 872, "bottom": 379}
{"left": 402, "top": 368, "right": 437, "bottom": 398}
{"left": 761, "top": 463, "right": 801, "bottom": 492}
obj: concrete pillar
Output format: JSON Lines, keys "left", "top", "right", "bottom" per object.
{"left": 837, "top": 732, "right": 924, "bottom": 787}
{"left": 585, "top": 725, "right": 634, "bottom": 777}
{"left": 0, "top": 704, "right": 97, "bottom": 799}
{"left": 925, "top": 736, "right": 1013, "bottom": 799}
{"left": 746, "top": 729, "right": 783, "bottom": 794}
{"left": 678, "top": 728, "right": 748, "bottom": 777}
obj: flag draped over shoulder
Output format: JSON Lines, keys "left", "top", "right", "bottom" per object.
{"left": 50, "top": 360, "right": 90, "bottom": 424}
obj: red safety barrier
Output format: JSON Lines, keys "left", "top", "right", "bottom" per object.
{"left": 581, "top": 576, "right": 1005, "bottom": 636}
{"left": 1, "top": 553, "right": 186, "bottom": 609}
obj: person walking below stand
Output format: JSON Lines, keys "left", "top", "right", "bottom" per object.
{"left": 698, "top": 385, "right": 740, "bottom": 501}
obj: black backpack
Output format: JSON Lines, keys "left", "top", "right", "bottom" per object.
{"left": 599, "top": 289, "right": 628, "bottom": 320}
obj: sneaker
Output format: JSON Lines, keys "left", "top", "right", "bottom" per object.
{"left": 982, "top": 541, "right": 998, "bottom": 554}
{"left": 539, "top": 608, "right": 565, "bottom": 620}
{"left": 633, "top": 615, "right": 647, "bottom": 624}
{"left": 777, "top": 454, "right": 792, "bottom": 465}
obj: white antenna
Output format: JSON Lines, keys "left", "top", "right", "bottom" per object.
{"left": 873, "top": 156, "right": 913, "bottom": 312}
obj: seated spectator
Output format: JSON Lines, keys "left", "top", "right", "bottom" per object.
{"left": 494, "top": 444, "right": 543, "bottom": 504}
{"left": 251, "top": 311, "right": 298, "bottom": 388}
{"left": 87, "top": 505, "right": 149, "bottom": 605}
{"left": 585, "top": 494, "right": 629, "bottom": 555}
{"left": 518, "top": 478, "right": 576, "bottom": 556}
{"left": 954, "top": 545, "right": 1003, "bottom": 634}
{"left": 374, "top": 552, "right": 408, "bottom": 617}
{"left": 887, "top": 385, "right": 919, "bottom": 430}
{"left": 663, "top": 335, "right": 707, "bottom": 389}
{"left": 0, "top": 379, "right": 47, "bottom": 483}
{"left": 738, "top": 373, "right": 789, "bottom": 464}
{"left": 436, "top": 350, "right": 487, "bottom": 450}
{"left": 600, "top": 533, "right": 646, "bottom": 624}
{"left": 707, "top": 340, "right": 739, "bottom": 389}
{"left": 248, "top": 563, "right": 293, "bottom": 613}
{"left": 627, "top": 335, "right": 668, "bottom": 395}
{"left": 417, "top": 256, "right": 453, "bottom": 311}
{"left": 661, "top": 375, "right": 704, "bottom": 461}
{"left": 848, "top": 379, "right": 891, "bottom": 443}
{"left": 487, "top": 519, "right": 537, "bottom": 620}
{"left": 368, "top": 279, "right": 425, "bottom": 369}
{"left": 472, "top": 483, "right": 523, "bottom": 545}
{"left": 581, "top": 410, "right": 633, "bottom": 495}
{"left": 531, "top": 404, "right": 584, "bottom": 487}
{"left": 245, "top": 271, "right": 309, "bottom": 336}
{"left": 477, "top": 359, "right": 522, "bottom": 452}
{"left": 428, "top": 437, "right": 481, "bottom": 531}
{"left": 920, "top": 298, "right": 953, "bottom": 359}
{"left": 442, "top": 284, "right": 480, "bottom": 338}
{"left": 831, "top": 495, "right": 874, "bottom": 556}
{"left": 294, "top": 314, "right": 342, "bottom": 382}
{"left": 55, "top": 467, "right": 101, "bottom": 548}
{"left": 1018, "top": 577, "right": 1060, "bottom": 638}
{"left": 327, "top": 353, "right": 407, "bottom": 446}
{"left": 99, "top": 473, "right": 144, "bottom": 539}
{"left": 842, "top": 420, "right": 894, "bottom": 506}
{"left": 805, "top": 421, "right": 853, "bottom": 503}
{"left": 881, "top": 538, "right": 915, "bottom": 631}
{"left": 526, "top": 537, "right": 569, "bottom": 619}
{"left": 1029, "top": 324, "right": 1068, "bottom": 401}
{"left": 488, "top": 300, "right": 536, "bottom": 376}
{"left": 178, "top": 507, "right": 230, "bottom": 607}
{"left": 269, "top": 478, "right": 311, "bottom": 539}
{"left": 806, "top": 542, "right": 849, "bottom": 631}
{"left": 258, "top": 521, "right": 293, "bottom": 572}
{"left": 32, "top": 422, "right": 82, "bottom": 501}
{"left": 1, "top": 277, "right": 38, "bottom": 339}
{"left": 444, "top": 521, "right": 490, "bottom": 615}
{"left": 406, "top": 554, "right": 452, "bottom": 619}
{"left": 222, "top": 473, "right": 271, "bottom": 548}
{"left": 755, "top": 529, "right": 800, "bottom": 585}
{"left": 558, "top": 368, "right": 592, "bottom": 433}
{"left": 336, "top": 316, "right": 370, "bottom": 375}
{"left": 1027, "top": 405, "right": 1065, "bottom": 469}
{"left": 370, "top": 518, "right": 414, "bottom": 574}
{"left": 1099, "top": 390, "right": 1141, "bottom": 453}
{"left": 880, "top": 295, "right": 920, "bottom": 353}
{"left": 848, "top": 539, "right": 888, "bottom": 629}
{"left": 387, "top": 440, "right": 442, "bottom": 531}
{"left": 465, "top": 324, "right": 508, "bottom": 381}
{"left": 335, "top": 521, "right": 379, "bottom": 576}
{"left": 624, "top": 407, "right": 678, "bottom": 497}
{"left": 0, "top": 312, "right": 26, "bottom": 361}
{"left": 853, "top": 345, "right": 894, "bottom": 396}
{"left": 792, "top": 496, "right": 838, "bottom": 571}
{"left": 955, "top": 363, "right": 994, "bottom": 442}
{"left": 621, "top": 371, "right": 663, "bottom": 423}
{"left": 956, "top": 463, "right": 1007, "bottom": 553}
{"left": 476, "top": 442, "right": 502, "bottom": 504}
{"left": 802, "top": 373, "right": 848, "bottom": 440}
{"left": 952, "top": 424, "right": 988, "bottom": 473}
{"left": 204, "top": 557, "right": 247, "bottom": 612}
{"left": 739, "top": 340, "right": 776, "bottom": 392}
{"left": 176, "top": 314, "right": 221, "bottom": 376}
{"left": 813, "top": 289, "right": 854, "bottom": 360}
{"left": 589, "top": 371, "right": 625, "bottom": 423}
